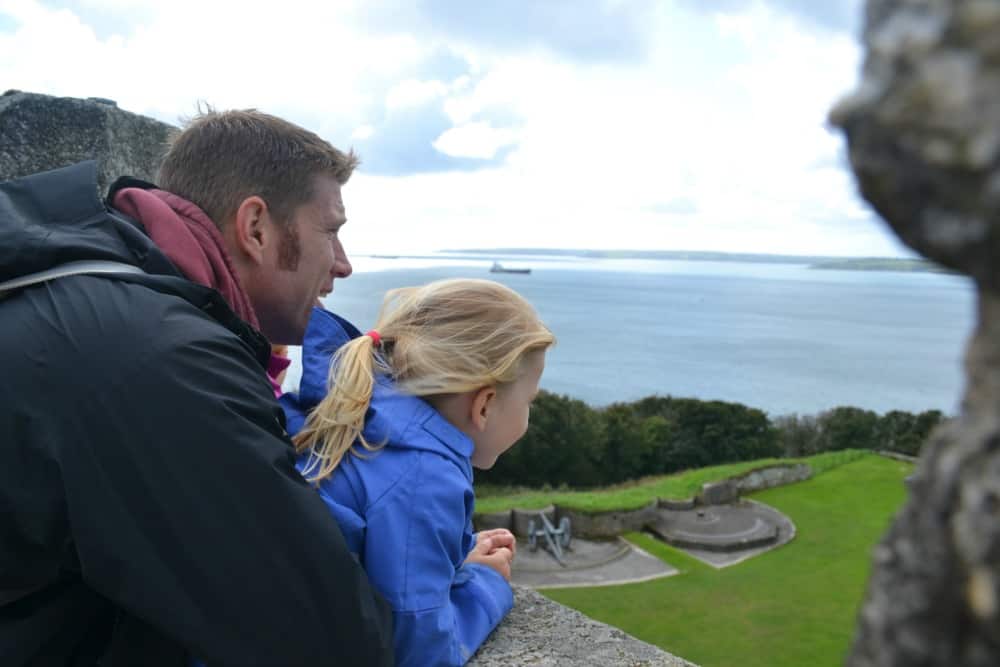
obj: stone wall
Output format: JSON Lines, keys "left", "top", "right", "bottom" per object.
{"left": 731, "top": 463, "right": 812, "bottom": 495}
{"left": 0, "top": 90, "right": 174, "bottom": 193}
{"left": 558, "top": 499, "right": 661, "bottom": 538}
{"left": 471, "top": 585, "right": 695, "bottom": 666}
{"left": 830, "top": 1, "right": 1000, "bottom": 664}
{"left": 874, "top": 450, "right": 918, "bottom": 464}
{"left": 477, "top": 464, "right": 815, "bottom": 538}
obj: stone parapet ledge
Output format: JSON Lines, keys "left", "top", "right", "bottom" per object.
{"left": 470, "top": 584, "right": 696, "bottom": 666}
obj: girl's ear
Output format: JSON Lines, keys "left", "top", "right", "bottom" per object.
{"left": 470, "top": 386, "right": 497, "bottom": 432}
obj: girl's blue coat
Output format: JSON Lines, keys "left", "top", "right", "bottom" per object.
{"left": 280, "top": 308, "right": 514, "bottom": 666}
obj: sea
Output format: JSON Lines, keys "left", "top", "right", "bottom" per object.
{"left": 284, "top": 252, "right": 976, "bottom": 419}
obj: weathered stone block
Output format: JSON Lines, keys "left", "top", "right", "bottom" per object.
{"left": 733, "top": 464, "right": 811, "bottom": 494}
{"left": 698, "top": 480, "right": 738, "bottom": 505}
{"left": 0, "top": 90, "right": 174, "bottom": 195}
{"left": 557, "top": 500, "right": 659, "bottom": 539}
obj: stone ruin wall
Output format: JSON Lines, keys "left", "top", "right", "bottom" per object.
{"left": 830, "top": 0, "right": 1000, "bottom": 664}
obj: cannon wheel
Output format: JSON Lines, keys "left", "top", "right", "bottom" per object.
{"left": 527, "top": 519, "right": 538, "bottom": 551}
{"left": 558, "top": 517, "right": 572, "bottom": 548}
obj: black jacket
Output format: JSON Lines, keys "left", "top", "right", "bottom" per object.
{"left": 0, "top": 162, "right": 394, "bottom": 666}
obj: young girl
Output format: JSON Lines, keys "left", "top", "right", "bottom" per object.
{"left": 280, "top": 278, "right": 554, "bottom": 666}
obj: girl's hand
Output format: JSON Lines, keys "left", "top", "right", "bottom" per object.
{"left": 465, "top": 542, "right": 514, "bottom": 581}
{"left": 465, "top": 528, "right": 517, "bottom": 581}
{"left": 474, "top": 528, "right": 517, "bottom": 559}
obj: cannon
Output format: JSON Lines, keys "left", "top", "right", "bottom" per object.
{"left": 526, "top": 513, "right": 572, "bottom": 566}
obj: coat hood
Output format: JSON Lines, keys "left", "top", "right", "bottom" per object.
{"left": 0, "top": 161, "right": 178, "bottom": 283}
{"left": 0, "top": 160, "right": 273, "bottom": 371}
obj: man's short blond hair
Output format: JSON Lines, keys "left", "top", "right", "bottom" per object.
{"left": 158, "top": 108, "right": 358, "bottom": 229}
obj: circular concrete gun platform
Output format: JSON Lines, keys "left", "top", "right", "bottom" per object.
{"left": 511, "top": 536, "right": 677, "bottom": 589}
{"left": 646, "top": 499, "right": 796, "bottom": 568}
{"left": 507, "top": 499, "right": 795, "bottom": 587}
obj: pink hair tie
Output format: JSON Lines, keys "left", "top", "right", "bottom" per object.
{"left": 365, "top": 329, "right": 382, "bottom": 347}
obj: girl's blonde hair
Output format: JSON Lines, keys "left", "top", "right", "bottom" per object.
{"left": 295, "top": 278, "right": 555, "bottom": 482}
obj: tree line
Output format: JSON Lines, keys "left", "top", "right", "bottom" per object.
{"left": 477, "top": 391, "right": 944, "bottom": 489}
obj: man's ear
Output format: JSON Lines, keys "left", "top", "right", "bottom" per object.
{"left": 470, "top": 386, "right": 497, "bottom": 432}
{"left": 230, "top": 195, "right": 270, "bottom": 265}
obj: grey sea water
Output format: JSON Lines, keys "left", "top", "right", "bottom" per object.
{"left": 290, "top": 254, "right": 975, "bottom": 418}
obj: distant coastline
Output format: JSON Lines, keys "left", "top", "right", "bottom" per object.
{"left": 444, "top": 247, "right": 830, "bottom": 264}
{"left": 440, "top": 248, "right": 954, "bottom": 273}
{"left": 809, "top": 257, "right": 954, "bottom": 274}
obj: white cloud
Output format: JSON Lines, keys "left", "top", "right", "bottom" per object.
{"left": 350, "top": 124, "right": 375, "bottom": 140}
{"left": 432, "top": 121, "right": 519, "bottom": 159}
{"left": 385, "top": 79, "right": 449, "bottom": 111}
{"left": 0, "top": 0, "right": 900, "bottom": 257}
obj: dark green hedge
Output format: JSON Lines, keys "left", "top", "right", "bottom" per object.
{"left": 476, "top": 391, "right": 944, "bottom": 488}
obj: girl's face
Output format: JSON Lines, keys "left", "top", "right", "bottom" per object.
{"left": 471, "top": 350, "right": 546, "bottom": 470}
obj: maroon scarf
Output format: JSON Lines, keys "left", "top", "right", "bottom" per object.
{"left": 113, "top": 188, "right": 287, "bottom": 396}
{"left": 112, "top": 187, "right": 260, "bottom": 330}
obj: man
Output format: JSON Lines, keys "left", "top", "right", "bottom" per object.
{"left": 0, "top": 110, "right": 394, "bottom": 665}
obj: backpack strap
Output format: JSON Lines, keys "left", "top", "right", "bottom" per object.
{"left": 0, "top": 259, "right": 145, "bottom": 611}
{"left": 0, "top": 257, "right": 273, "bottom": 371}
{"left": 0, "top": 260, "right": 145, "bottom": 299}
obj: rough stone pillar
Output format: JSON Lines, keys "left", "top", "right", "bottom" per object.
{"left": 0, "top": 90, "right": 174, "bottom": 193}
{"left": 830, "top": 1, "right": 1000, "bottom": 665}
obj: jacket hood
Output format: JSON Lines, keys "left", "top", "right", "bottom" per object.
{"left": 283, "top": 307, "right": 475, "bottom": 463}
{"left": 0, "top": 161, "right": 178, "bottom": 283}
{"left": 0, "top": 161, "right": 273, "bottom": 372}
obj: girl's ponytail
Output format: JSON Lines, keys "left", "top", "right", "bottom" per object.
{"left": 295, "top": 333, "right": 383, "bottom": 482}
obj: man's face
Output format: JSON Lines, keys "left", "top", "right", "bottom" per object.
{"left": 256, "top": 174, "right": 352, "bottom": 344}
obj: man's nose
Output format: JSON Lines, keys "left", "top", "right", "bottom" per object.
{"left": 333, "top": 237, "right": 353, "bottom": 278}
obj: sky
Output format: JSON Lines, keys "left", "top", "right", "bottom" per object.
{"left": 0, "top": 0, "right": 911, "bottom": 257}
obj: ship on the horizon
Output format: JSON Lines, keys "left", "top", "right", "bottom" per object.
{"left": 489, "top": 261, "right": 531, "bottom": 275}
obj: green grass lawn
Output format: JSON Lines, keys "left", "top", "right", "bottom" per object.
{"left": 475, "top": 450, "right": 866, "bottom": 514}
{"left": 542, "top": 453, "right": 913, "bottom": 667}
